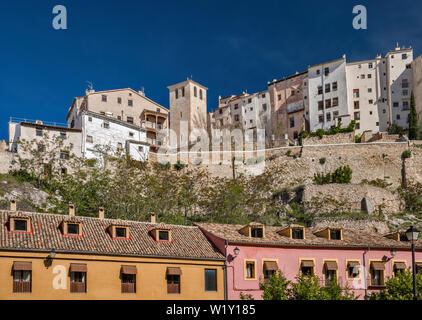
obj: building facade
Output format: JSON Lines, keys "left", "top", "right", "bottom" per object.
{"left": 412, "top": 54, "right": 422, "bottom": 125}
{"left": 196, "top": 222, "right": 422, "bottom": 300}
{"left": 66, "top": 88, "right": 169, "bottom": 153}
{"left": 307, "top": 56, "right": 350, "bottom": 133}
{"left": 81, "top": 111, "right": 149, "bottom": 163}
{"left": 0, "top": 205, "right": 225, "bottom": 300}
{"left": 268, "top": 71, "right": 307, "bottom": 144}
{"left": 208, "top": 91, "right": 271, "bottom": 144}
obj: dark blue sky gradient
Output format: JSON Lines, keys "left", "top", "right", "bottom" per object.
{"left": 0, "top": 0, "right": 421, "bottom": 139}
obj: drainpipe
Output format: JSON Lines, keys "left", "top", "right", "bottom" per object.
{"left": 363, "top": 246, "right": 370, "bottom": 299}
{"left": 224, "top": 240, "right": 228, "bottom": 301}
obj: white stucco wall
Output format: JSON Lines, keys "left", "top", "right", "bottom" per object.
{"left": 308, "top": 58, "right": 349, "bottom": 132}
{"left": 81, "top": 112, "right": 148, "bottom": 163}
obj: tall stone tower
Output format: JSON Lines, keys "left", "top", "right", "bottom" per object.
{"left": 168, "top": 79, "right": 208, "bottom": 149}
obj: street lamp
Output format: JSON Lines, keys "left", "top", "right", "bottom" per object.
{"left": 233, "top": 247, "right": 240, "bottom": 257}
{"left": 406, "top": 226, "right": 420, "bottom": 300}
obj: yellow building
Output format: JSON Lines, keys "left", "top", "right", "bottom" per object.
{"left": 0, "top": 204, "right": 225, "bottom": 300}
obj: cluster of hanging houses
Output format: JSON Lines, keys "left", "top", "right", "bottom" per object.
{"left": 0, "top": 202, "right": 421, "bottom": 300}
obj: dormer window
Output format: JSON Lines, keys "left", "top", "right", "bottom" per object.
{"left": 384, "top": 232, "right": 408, "bottom": 242}
{"left": 150, "top": 225, "right": 172, "bottom": 242}
{"left": 108, "top": 225, "right": 130, "bottom": 239}
{"left": 278, "top": 225, "right": 305, "bottom": 239}
{"left": 10, "top": 217, "right": 31, "bottom": 233}
{"left": 239, "top": 223, "right": 265, "bottom": 238}
{"left": 62, "top": 221, "right": 82, "bottom": 236}
{"left": 314, "top": 228, "right": 343, "bottom": 240}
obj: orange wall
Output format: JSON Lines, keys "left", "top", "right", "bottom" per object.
{"left": 0, "top": 251, "right": 225, "bottom": 300}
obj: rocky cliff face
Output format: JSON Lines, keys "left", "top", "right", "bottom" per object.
{"left": 302, "top": 184, "right": 404, "bottom": 215}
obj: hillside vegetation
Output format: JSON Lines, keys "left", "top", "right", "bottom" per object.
{"left": 2, "top": 137, "right": 422, "bottom": 230}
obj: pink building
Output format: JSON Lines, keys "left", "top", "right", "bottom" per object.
{"left": 268, "top": 71, "right": 307, "bottom": 144}
{"left": 196, "top": 222, "right": 422, "bottom": 300}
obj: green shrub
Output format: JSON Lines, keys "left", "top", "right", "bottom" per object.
{"left": 355, "top": 135, "right": 362, "bottom": 143}
{"left": 369, "top": 269, "right": 422, "bottom": 300}
{"left": 298, "top": 131, "right": 308, "bottom": 145}
{"left": 155, "top": 161, "right": 171, "bottom": 170}
{"left": 319, "top": 157, "right": 326, "bottom": 165}
{"left": 314, "top": 166, "right": 352, "bottom": 185}
{"left": 173, "top": 160, "right": 186, "bottom": 171}
{"left": 331, "top": 165, "right": 352, "bottom": 184}
{"left": 402, "top": 150, "right": 412, "bottom": 159}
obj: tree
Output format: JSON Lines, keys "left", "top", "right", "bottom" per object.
{"left": 409, "top": 91, "right": 418, "bottom": 140}
{"left": 369, "top": 269, "right": 422, "bottom": 300}
{"left": 12, "top": 133, "right": 78, "bottom": 188}
{"left": 260, "top": 271, "right": 291, "bottom": 300}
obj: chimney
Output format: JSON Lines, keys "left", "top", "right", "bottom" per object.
{"left": 68, "top": 204, "right": 75, "bottom": 216}
{"left": 99, "top": 207, "right": 105, "bottom": 219}
{"left": 10, "top": 199, "right": 17, "bottom": 211}
{"left": 150, "top": 213, "right": 156, "bottom": 224}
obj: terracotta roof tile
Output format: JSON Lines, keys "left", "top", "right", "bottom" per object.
{"left": 195, "top": 222, "right": 422, "bottom": 249}
{"left": 0, "top": 210, "right": 224, "bottom": 260}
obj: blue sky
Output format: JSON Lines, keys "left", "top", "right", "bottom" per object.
{"left": 0, "top": 0, "right": 421, "bottom": 140}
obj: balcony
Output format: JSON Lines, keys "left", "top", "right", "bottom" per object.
{"left": 147, "top": 138, "right": 163, "bottom": 147}
{"left": 141, "top": 121, "right": 167, "bottom": 131}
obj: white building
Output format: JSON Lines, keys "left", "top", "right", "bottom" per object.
{"left": 306, "top": 45, "right": 414, "bottom": 135}
{"left": 81, "top": 111, "right": 149, "bottom": 163}
{"left": 346, "top": 59, "right": 384, "bottom": 134}
{"left": 208, "top": 90, "right": 271, "bottom": 142}
{"left": 384, "top": 46, "right": 413, "bottom": 129}
{"left": 345, "top": 45, "right": 413, "bottom": 134}
{"left": 307, "top": 56, "right": 350, "bottom": 132}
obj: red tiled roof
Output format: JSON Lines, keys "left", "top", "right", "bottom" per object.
{"left": 0, "top": 210, "right": 224, "bottom": 260}
{"left": 195, "top": 222, "right": 422, "bottom": 250}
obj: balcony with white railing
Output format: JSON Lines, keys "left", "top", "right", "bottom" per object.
{"left": 9, "top": 117, "right": 69, "bottom": 128}
{"left": 287, "top": 101, "right": 305, "bottom": 114}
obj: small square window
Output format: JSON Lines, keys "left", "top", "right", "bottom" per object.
{"left": 67, "top": 223, "right": 80, "bottom": 235}
{"left": 103, "top": 122, "right": 110, "bottom": 129}
{"left": 14, "top": 219, "right": 28, "bottom": 232}
{"left": 128, "top": 100, "right": 133, "bottom": 107}
{"left": 159, "top": 230, "right": 169, "bottom": 241}
{"left": 251, "top": 227, "right": 263, "bottom": 238}
{"left": 292, "top": 228, "right": 304, "bottom": 239}
{"left": 60, "top": 132, "right": 66, "bottom": 139}
{"left": 117, "top": 97, "right": 122, "bottom": 104}
{"left": 102, "top": 95, "right": 107, "bottom": 102}
{"left": 115, "top": 227, "right": 127, "bottom": 238}
{"left": 330, "top": 230, "right": 341, "bottom": 240}
{"left": 36, "top": 129, "right": 43, "bottom": 136}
